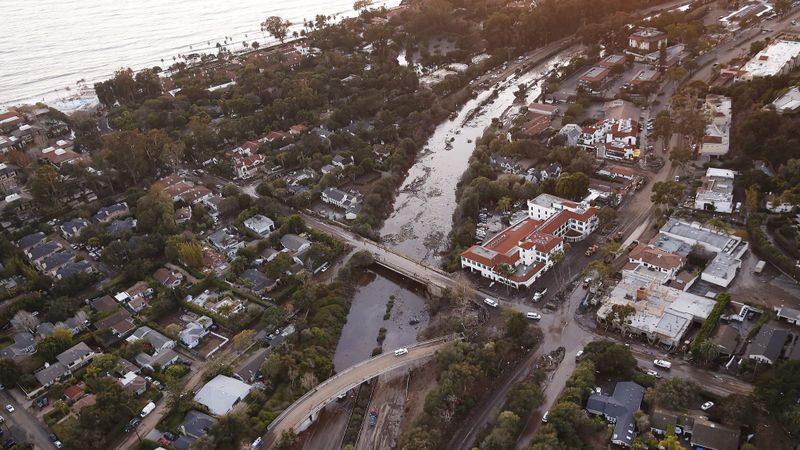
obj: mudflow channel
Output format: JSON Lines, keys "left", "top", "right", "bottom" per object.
{"left": 380, "top": 48, "right": 576, "bottom": 265}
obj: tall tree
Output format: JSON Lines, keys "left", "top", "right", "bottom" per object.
{"left": 136, "top": 184, "right": 176, "bottom": 233}
{"left": 262, "top": 16, "right": 291, "bottom": 43}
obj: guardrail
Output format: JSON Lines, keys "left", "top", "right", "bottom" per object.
{"left": 265, "top": 333, "right": 462, "bottom": 434}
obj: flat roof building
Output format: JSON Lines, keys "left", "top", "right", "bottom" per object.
{"left": 597, "top": 271, "right": 716, "bottom": 349}
{"left": 578, "top": 66, "right": 612, "bottom": 88}
{"left": 694, "top": 168, "right": 735, "bottom": 214}
{"left": 738, "top": 40, "right": 800, "bottom": 81}
{"left": 194, "top": 375, "right": 252, "bottom": 415}
{"left": 772, "top": 86, "right": 800, "bottom": 114}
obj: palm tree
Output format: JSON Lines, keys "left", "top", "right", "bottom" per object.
{"left": 694, "top": 339, "right": 721, "bottom": 366}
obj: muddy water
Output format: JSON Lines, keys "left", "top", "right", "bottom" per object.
{"left": 380, "top": 49, "right": 576, "bottom": 265}
{"left": 333, "top": 268, "right": 429, "bottom": 371}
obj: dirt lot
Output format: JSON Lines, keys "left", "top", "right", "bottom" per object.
{"left": 729, "top": 250, "right": 800, "bottom": 310}
{"left": 398, "top": 363, "right": 439, "bottom": 437}
{"left": 356, "top": 369, "right": 410, "bottom": 450}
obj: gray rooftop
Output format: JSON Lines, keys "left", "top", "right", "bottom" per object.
{"left": 747, "top": 325, "right": 788, "bottom": 364}
{"left": 34, "top": 362, "right": 69, "bottom": 386}
{"left": 27, "top": 241, "right": 61, "bottom": 260}
{"left": 16, "top": 231, "right": 46, "bottom": 249}
{"left": 660, "top": 219, "right": 741, "bottom": 254}
{"left": 181, "top": 410, "right": 217, "bottom": 439}
{"left": 281, "top": 234, "right": 311, "bottom": 252}
{"left": 241, "top": 269, "right": 274, "bottom": 292}
{"left": 56, "top": 342, "right": 95, "bottom": 366}
{"left": 703, "top": 253, "right": 741, "bottom": 285}
{"left": 56, "top": 260, "right": 92, "bottom": 279}
{"left": 586, "top": 381, "right": 645, "bottom": 447}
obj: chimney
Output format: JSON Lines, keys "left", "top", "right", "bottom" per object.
{"left": 636, "top": 287, "right": 647, "bottom": 301}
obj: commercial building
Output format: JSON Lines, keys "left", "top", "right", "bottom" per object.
{"left": 628, "top": 28, "right": 668, "bottom": 55}
{"left": 700, "top": 95, "right": 732, "bottom": 158}
{"left": 624, "top": 69, "right": 660, "bottom": 91}
{"left": 461, "top": 194, "right": 598, "bottom": 289}
{"left": 578, "top": 66, "right": 612, "bottom": 89}
{"left": 597, "top": 270, "right": 716, "bottom": 349}
{"left": 694, "top": 168, "right": 735, "bottom": 214}
{"left": 653, "top": 218, "right": 747, "bottom": 288}
{"left": 737, "top": 40, "right": 800, "bottom": 81}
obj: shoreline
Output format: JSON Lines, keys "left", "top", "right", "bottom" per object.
{"left": 1, "top": 0, "right": 403, "bottom": 113}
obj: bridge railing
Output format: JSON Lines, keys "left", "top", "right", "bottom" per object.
{"left": 265, "top": 333, "right": 462, "bottom": 434}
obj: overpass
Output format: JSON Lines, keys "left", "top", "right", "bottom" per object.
{"left": 263, "top": 334, "right": 461, "bottom": 446}
{"left": 302, "top": 213, "right": 461, "bottom": 296}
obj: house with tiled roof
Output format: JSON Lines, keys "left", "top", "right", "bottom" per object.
{"left": 233, "top": 153, "right": 265, "bottom": 179}
{"left": 628, "top": 244, "right": 686, "bottom": 280}
{"left": 460, "top": 193, "right": 598, "bottom": 289}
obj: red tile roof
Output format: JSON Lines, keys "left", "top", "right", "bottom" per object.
{"left": 629, "top": 243, "right": 685, "bottom": 270}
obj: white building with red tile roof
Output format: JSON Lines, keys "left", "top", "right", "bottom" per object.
{"left": 233, "top": 153, "right": 265, "bottom": 179}
{"left": 460, "top": 194, "right": 598, "bottom": 289}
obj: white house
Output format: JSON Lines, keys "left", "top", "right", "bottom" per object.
{"left": 243, "top": 215, "right": 275, "bottom": 236}
{"left": 694, "top": 168, "right": 735, "bottom": 214}
{"left": 233, "top": 154, "right": 265, "bottom": 179}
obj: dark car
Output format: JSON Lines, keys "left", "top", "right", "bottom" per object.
{"left": 48, "top": 433, "right": 58, "bottom": 442}
{"left": 163, "top": 432, "right": 177, "bottom": 441}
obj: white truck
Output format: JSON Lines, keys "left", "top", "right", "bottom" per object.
{"left": 653, "top": 359, "right": 672, "bottom": 370}
{"left": 754, "top": 260, "right": 766, "bottom": 274}
{"left": 140, "top": 401, "right": 156, "bottom": 418}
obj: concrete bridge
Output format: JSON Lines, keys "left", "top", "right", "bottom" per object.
{"left": 302, "top": 213, "right": 461, "bottom": 297}
{"left": 262, "top": 334, "right": 461, "bottom": 446}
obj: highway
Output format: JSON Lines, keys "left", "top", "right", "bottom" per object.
{"left": 262, "top": 335, "right": 458, "bottom": 447}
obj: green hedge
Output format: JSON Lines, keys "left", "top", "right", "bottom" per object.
{"left": 691, "top": 292, "right": 731, "bottom": 356}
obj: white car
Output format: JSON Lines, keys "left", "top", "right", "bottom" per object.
{"left": 654, "top": 359, "right": 672, "bottom": 369}
{"left": 646, "top": 369, "right": 662, "bottom": 379}
{"left": 526, "top": 312, "right": 542, "bottom": 320}
{"left": 532, "top": 289, "right": 547, "bottom": 301}
{"left": 541, "top": 411, "right": 549, "bottom": 423}
{"left": 575, "top": 350, "right": 584, "bottom": 360}
{"left": 484, "top": 298, "right": 499, "bottom": 308}
{"left": 394, "top": 348, "right": 409, "bottom": 357}
{"left": 701, "top": 401, "right": 714, "bottom": 411}
{"left": 5, "top": 404, "right": 14, "bottom": 413}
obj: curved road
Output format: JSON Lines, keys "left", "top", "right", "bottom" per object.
{"left": 263, "top": 335, "right": 460, "bottom": 447}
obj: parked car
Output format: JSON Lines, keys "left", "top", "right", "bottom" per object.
{"left": 701, "top": 401, "right": 714, "bottom": 411}
{"left": 646, "top": 369, "right": 661, "bottom": 379}
{"left": 4, "top": 405, "right": 13, "bottom": 413}
{"left": 653, "top": 359, "right": 672, "bottom": 369}
{"left": 483, "top": 298, "right": 499, "bottom": 308}
{"left": 393, "top": 348, "right": 409, "bottom": 357}
{"left": 533, "top": 289, "right": 547, "bottom": 301}
{"left": 140, "top": 401, "right": 156, "bottom": 418}
{"left": 575, "top": 350, "right": 584, "bottom": 361}
{"left": 541, "top": 411, "right": 549, "bottom": 423}
{"left": 526, "top": 312, "right": 542, "bottom": 320}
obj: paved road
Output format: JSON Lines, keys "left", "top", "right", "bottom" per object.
{"left": 262, "top": 336, "right": 457, "bottom": 447}
{"left": 0, "top": 390, "right": 53, "bottom": 450}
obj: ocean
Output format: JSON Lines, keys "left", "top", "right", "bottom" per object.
{"left": 0, "top": 0, "right": 401, "bottom": 111}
